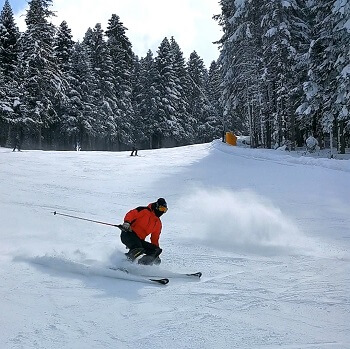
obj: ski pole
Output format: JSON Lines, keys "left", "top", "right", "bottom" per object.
{"left": 52, "top": 211, "right": 123, "bottom": 229}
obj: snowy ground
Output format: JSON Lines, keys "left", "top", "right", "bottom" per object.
{"left": 1, "top": 141, "right": 349, "bottom": 349}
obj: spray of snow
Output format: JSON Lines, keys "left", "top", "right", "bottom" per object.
{"left": 178, "top": 188, "right": 311, "bottom": 256}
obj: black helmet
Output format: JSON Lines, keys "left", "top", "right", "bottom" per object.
{"left": 151, "top": 198, "right": 168, "bottom": 217}
{"left": 155, "top": 198, "right": 168, "bottom": 213}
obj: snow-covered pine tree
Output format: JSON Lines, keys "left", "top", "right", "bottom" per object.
{"left": 297, "top": 1, "right": 335, "bottom": 149}
{"left": 153, "top": 37, "right": 183, "bottom": 148}
{"left": 83, "top": 24, "right": 119, "bottom": 150}
{"left": 0, "top": 0, "right": 18, "bottom": 77}
{"left": 287, "top": 0, "right": 311, "bottom": 148}
{"left": 134, "top": 50, "right": 159, "bottom": 148}
{"left": 169, "top": 36, "right": 192, "bottom": 145}
{"left": 54, "top": 20, "right": 74, "bottom": 72}
{"left": 18, "top": 0, "right": 63, "bottom": 149}
{"left": 216, "top": 0, "right": 314, "bottom": 150}
{"left": 217, "top": 0, "right": 263, "bottom": 147}
{"left": 187, "top": 51, "right": 213, "bottom": 143}
{"left": 331, "top": 0, "right": 350, "bottom": 154}
{"left": 0, "top": 0, "right": 20, "bottom": 147}
{"left": 214, "top": 0, "right": 238, "bottom": 138}
{"left": 261, "top": 0, "right": 309, "bottom": 150}
{"left": 207, "top": 60, "right": 223, "bottom": 141}
{"left": 53, "top": 20, "right": 75, "bottom": 148}
{"left": 130, "top": 54, "right": 142, "bottom": 143}
{"left": 105, "top": 14, "right": 135, "bottom": 149}
{"left": 297, "top": 0, "right": 350, "bottom": 153}
{"left": 61, "top": 42, "right": 97, "bottom": 150}
{"left": 0, "top": 69, "right": 15, "bottom": 147}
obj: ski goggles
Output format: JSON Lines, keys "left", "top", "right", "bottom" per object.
{"left": 157, "top": 205, "right": 168, "bottom": 213}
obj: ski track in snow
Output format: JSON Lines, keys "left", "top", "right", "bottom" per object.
{"left": 0, "top": 142, "right": 349, "bottom": 349}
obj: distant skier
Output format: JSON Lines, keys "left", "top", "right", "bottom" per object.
{"left": 12, "top": 132, "right": 22, "bottom": 152}
{"left": 120, "top": 198, "right": 168, "bottom": 265}
{"left": 130, "top": 146, "right": 138, "bottom": 156}
{"left": 12, "top": 137, "right": 20, "bottom": 151}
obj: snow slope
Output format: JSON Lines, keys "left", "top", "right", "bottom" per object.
{"left": 0, "top": 141, "right": 349, "bottom": 349}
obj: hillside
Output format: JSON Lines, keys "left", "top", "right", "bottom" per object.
{"left": 1, "top": 141, "right": 349, "bottom": 349}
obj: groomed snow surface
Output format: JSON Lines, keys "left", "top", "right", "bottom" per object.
{"left": 1, "top": 140, "right": 349, "bottom": 349}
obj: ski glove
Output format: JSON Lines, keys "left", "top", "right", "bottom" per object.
{"left": 122, "top": 222, "right": 131, "bottom": 231}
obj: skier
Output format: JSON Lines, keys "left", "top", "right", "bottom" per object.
{"left": 120, "top": 198, "right": 168, "bottom": 265}
{"left": 12, "top": 129, "right": 23, "bottom": 152}
{"left": 12, "top": 135, "right": 21, "bottom": 152}
{"left": 130, "top": 146, "right": 138, "bottom": 156}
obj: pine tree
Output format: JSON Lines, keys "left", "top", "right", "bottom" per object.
{"left": 216, "top": 0, "right": 313, "bottom": 149}
{"left": 18, "top": 0, "right": 63, "bottom": 149}
{"left": 135, "top": 50, "right": 159, "bottom": 148}
{"left": 214, "top": 0, "right": 240, "bottom": 137}
{"left": 0, "top": 0, "right": 20, "bottom": 147}
{"left": 53, "top": 20, "right": 75, "bottom": 148}
{"left": 217, "top": 0, "right": 263, "bottom": 147}
{"left": 61, "top": 42, "right": 97, "bottom": 150}
{"left": 0, "top": 69, "right": 16, "bottom": 147}
{"left": 130, "top": 55, "right": 142, "bottom": 144}
{"left": 261, "top": 0, "right": 309, "bottom": 149}
{"left": 105, "top": 14, "right": 134, "bottom": 148}
{"left": 170, "top": 36, "right": 192, "bottom": 144}
{"left": 330, "top": 0, "right": 350, "bottom": 154}
{"left": 0, "top": 0, "right": 19, "bottom": 77}
{"left": 297, "top": 0, "right": 350, "bottom": 153}
{"left": 153, "top": 37, "right": 184, "bottom": 148}
{"left": 187, "top": 51, "right": 213, "bottom": 143}
{"left": 207, "top": 60, "right": 223, "bottom": 140}
{"left": 296, "top": 3, "right": 324, "bottom": 141}
{"left": 54, "top": 20, "right": 74, "bottom": 72}
{"left": 83, "top": 23, "right": 119, "bottom": 150}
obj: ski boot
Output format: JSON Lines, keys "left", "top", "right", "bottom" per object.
{"left": 138, "top": 248, "right": 162, "bottom": 265}
{"left": 138, "top": 255, "right": 161, "bottom": 265}
{"left": 125, "top": 247, "right": 145, "bottom": 262}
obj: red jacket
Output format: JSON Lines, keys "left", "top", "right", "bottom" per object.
{"left": 124, "top": 203, "right": 162, "bottom": 246}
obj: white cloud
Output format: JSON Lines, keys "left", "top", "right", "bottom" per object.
{"left": 15, "top": 0, "right": 222, "bottom": 66}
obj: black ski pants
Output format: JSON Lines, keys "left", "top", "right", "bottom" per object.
{"left": 120, "top": 230, "right": 162, "bottom": 256}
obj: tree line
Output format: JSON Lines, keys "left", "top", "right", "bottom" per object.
{"left": 0, "top": 0, "right": 222, "bottom": 151}
{"left": 216, "top": 0, "right": 350, "bottom": 153}
{"left": 1, "top": 0, "right": 349, "bottom": 154}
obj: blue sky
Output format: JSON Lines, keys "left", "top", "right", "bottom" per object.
{"left": 0, "top": 0, "right": 27, "bottom": 13}
{"left": 1, "top": 0, "right": 222, "bottom": 66}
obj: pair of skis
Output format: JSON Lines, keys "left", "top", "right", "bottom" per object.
{"left": 25, "top": 255, "right": 200, "bottom": 286}
{"left": 108, "top": 266, "right": 202, "bottom": 285}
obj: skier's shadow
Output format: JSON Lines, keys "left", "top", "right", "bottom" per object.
{"left": 15, "top": 257, "right": 159, "bottom": 300}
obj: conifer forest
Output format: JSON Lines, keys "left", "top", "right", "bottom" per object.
{"left": 0, "top": 0, "right": 349, "bottom": 152}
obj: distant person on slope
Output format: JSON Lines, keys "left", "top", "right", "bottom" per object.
{"left": 120, "top": 198, "right": 167, "bottom": 265}
{"left": 130, "top": 146, "right": 138, "bottom": 156}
